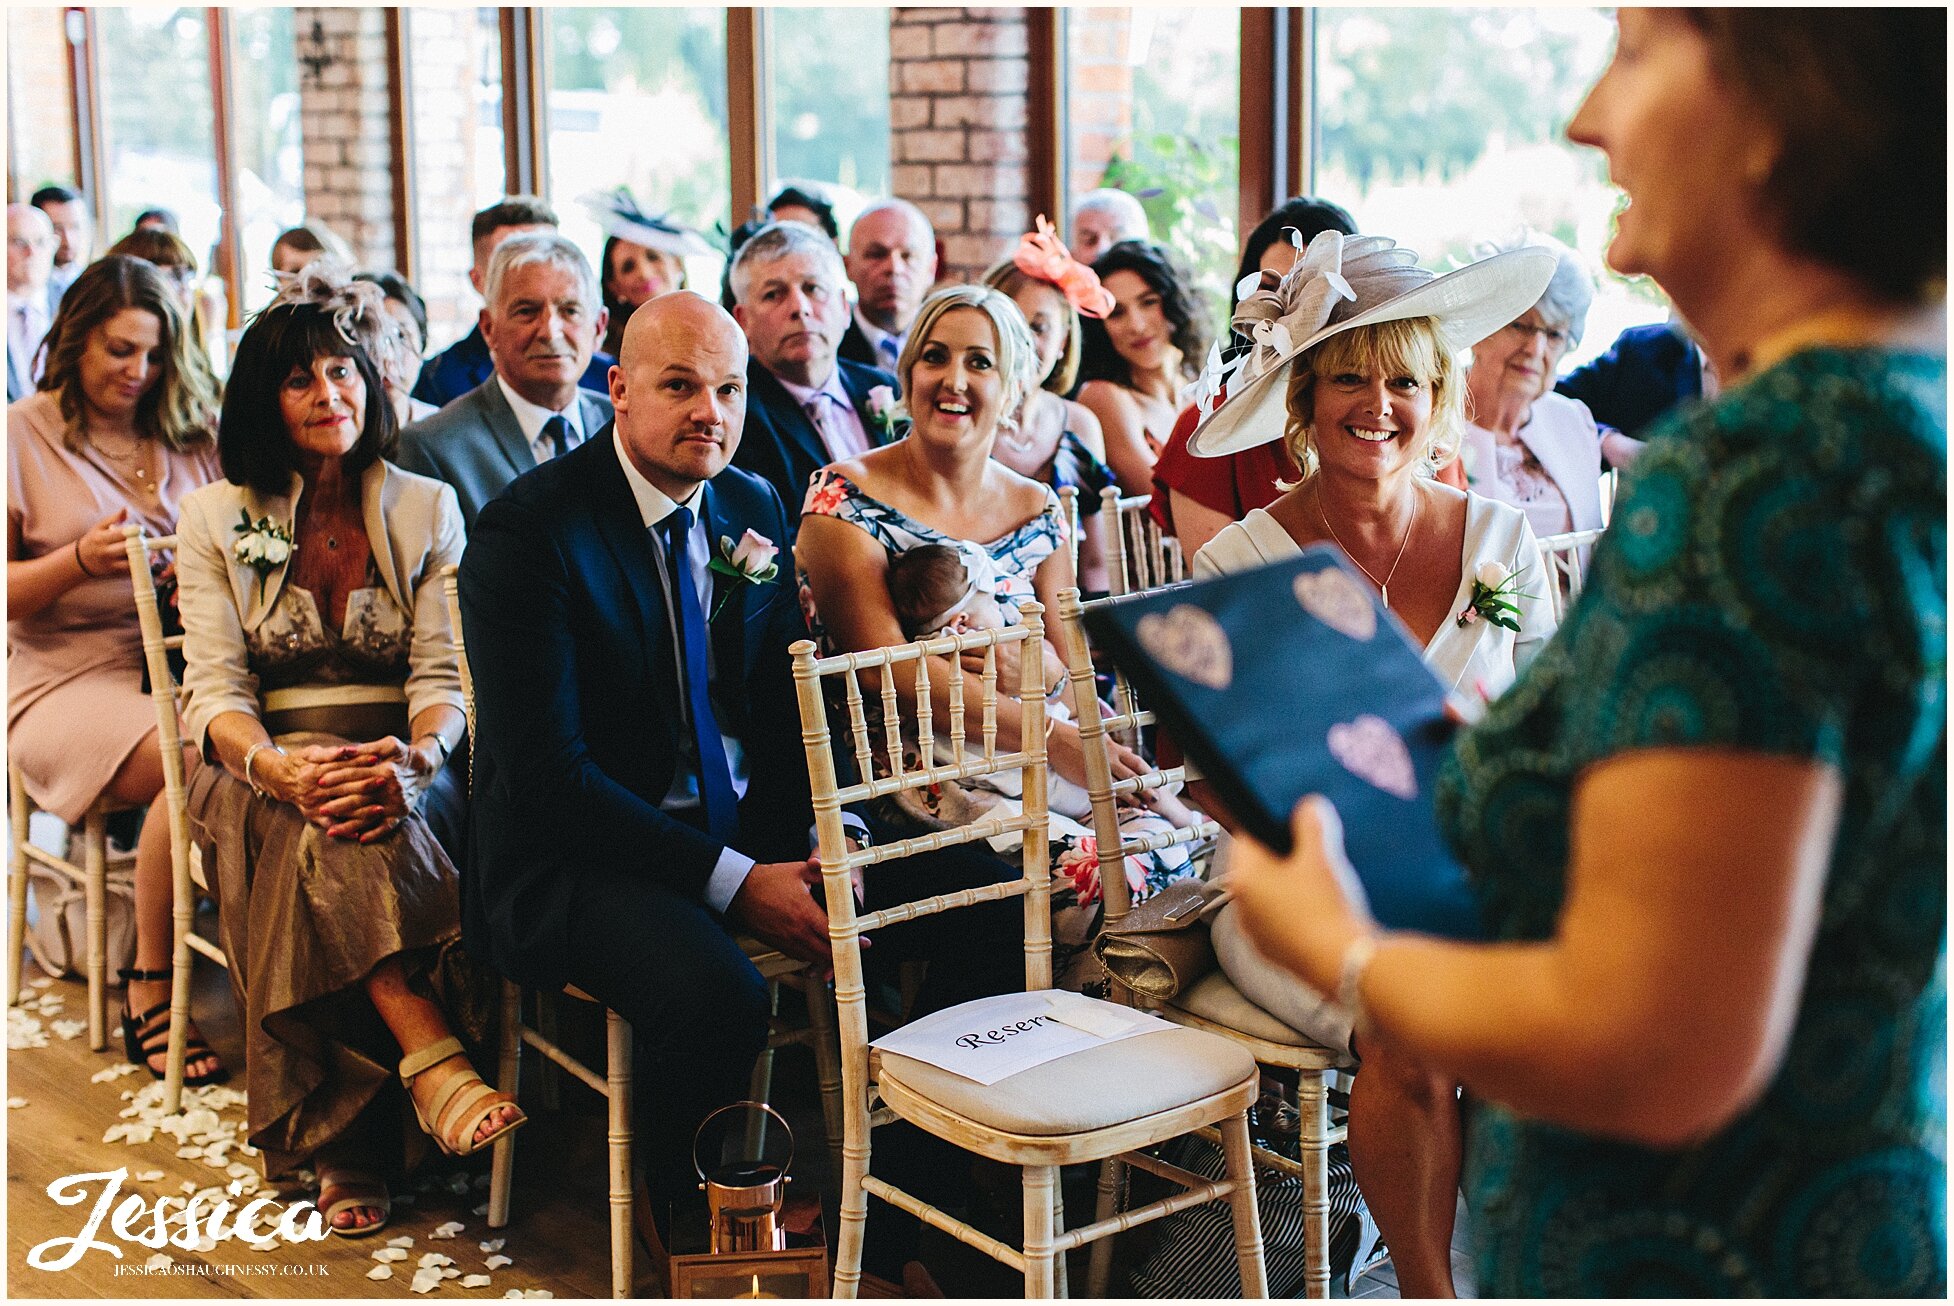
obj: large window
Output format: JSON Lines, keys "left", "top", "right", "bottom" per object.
{"left": 406, "top": 6, "right": 505, "bottom": 353}
{"left": 1065, "top": 8, "right": 1240, "bottom": 308}
{"left": 7, "top": 8, "right": 76, "bottom": 197}
{"left": 768, "top": 8, "right": 890, "bottom": 227}
{"left": 229, "top": 9, "right": 305, "bottom": 315}
{"left": 1313, "top": 8, "right": 1665, "bottom": 368}
{"left": 546, "top": 8, "right": 729, "bottom": 298}
{"left": 95, "top": 8, "right": 221, "bottom": 266}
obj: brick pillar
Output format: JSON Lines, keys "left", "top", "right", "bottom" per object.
{"left": 400, "top": 7, "right": 482, "bottom": 352}
{"left": 889, "top": 8, "right": 1031, "bottom": 284}
{"left": 1066, "top": 10, "right": 1135, "bottom": 202}
{"left": 295, "top": 7, "right": 396, "bottom": 269}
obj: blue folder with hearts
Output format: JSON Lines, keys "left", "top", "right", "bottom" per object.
{"left": 1084, "top": 545, "right": 1484, "bottom": 940}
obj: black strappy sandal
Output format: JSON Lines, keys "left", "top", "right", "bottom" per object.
{"left": 118, "top": 967, "right": 229, "bottom": 1085}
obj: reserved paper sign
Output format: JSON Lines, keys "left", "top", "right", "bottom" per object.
{"left": 872, "top": 990, "right": 1176, "bottom": 1085}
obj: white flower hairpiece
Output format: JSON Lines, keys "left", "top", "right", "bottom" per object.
{"left": 267, "top": 260, "right": 390, "bottom": 357}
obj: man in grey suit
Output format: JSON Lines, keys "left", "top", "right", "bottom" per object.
{"left": 398, "top": 231, "right": 613, "bottom": 528}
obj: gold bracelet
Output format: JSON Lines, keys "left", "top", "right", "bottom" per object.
{"left": 415, "top": 733, "right": 453, "bottom": 768}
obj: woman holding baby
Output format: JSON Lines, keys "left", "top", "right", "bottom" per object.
{"left": 794, "top": 283, "right": 1198, "bottom": 965}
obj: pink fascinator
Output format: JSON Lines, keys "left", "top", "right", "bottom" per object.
{"left": 1012, "top": 216, "right": 1115, "bottom": 319}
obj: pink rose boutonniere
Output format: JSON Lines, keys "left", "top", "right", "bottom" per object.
{"left": 864, "top": 384, "right": 901, "bottom": 443}
{"left": 1455, "top": 558, "right": 1534, "bottom": 631}
{"left": 708, "top": 529, "right": 780, "bottom": 620}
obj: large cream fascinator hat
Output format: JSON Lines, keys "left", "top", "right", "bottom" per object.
{"left": 1187, "top": 230, "right": 1558, "bottom": 457}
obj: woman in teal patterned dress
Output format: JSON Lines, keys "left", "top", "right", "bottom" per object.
{"left": 1220, "top": 10, "right": 1945, "bottom": 1295}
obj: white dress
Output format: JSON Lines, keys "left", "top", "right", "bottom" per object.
{"left": 1192, "top": 491, "right": 1556, "bottom": 696}
{"left": 1192, "top": 488, "right": 1559, "bottom": 1051}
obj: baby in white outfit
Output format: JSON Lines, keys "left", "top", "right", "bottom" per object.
{"left": 887, "top": 543, "right": 1194, "bottom": 828}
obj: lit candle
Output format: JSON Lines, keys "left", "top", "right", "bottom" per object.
{"left": 741, "top": 1273, "right": 779, "bottom": 1299}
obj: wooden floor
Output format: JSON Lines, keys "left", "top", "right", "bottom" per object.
{"left": 7, "top": 925, "right": 1466, "bottom": 1300}
{"left": 7, "top": 948, "right": 641, "bottom": 1300}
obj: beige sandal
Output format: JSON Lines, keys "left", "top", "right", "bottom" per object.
{"left": 316, "top": 1165, "right": 392, "bottom": 1238}
{"left": 399, "top": 1036, "right": 526, "bottom": 1157}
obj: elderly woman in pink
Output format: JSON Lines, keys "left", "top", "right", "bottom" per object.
{"left": 1440, "top": 236, "right": 1644, "bottom": 531}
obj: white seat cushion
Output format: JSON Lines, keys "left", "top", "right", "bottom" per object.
{"left": 1169, "top": 971, "right": 1325, "bottom": 1048}
{"left": 879, "top": 1024, "right": 1256, "bottom": 1137}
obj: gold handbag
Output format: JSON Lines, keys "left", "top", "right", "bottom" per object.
{"left": 1093, "top": 878, "right": 1229, "bottom": 1001}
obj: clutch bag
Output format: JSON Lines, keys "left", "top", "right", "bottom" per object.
{"left": 1094, "top": 877, "right": 1229, "bottom": 1000}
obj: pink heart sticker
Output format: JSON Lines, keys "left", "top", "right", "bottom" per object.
{"left": 1136, "top": 605, "right": 1233, "bottom": 691}
{"left": 1293, "top": 567, "right": 1376, "bottom": 641}
{"left": 1326, "top": 714, "right": 1417, "bottom": 800}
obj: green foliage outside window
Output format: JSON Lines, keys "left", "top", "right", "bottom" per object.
{"left": 1099, "top": 134, "right": 1242, "bottom": 312}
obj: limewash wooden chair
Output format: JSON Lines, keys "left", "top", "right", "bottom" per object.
{"left": 791, "top": 602, "right": 1268, "bottom": 1297}
{"left": 1055, "top": 585, "right": 1353, "bottom": 1298}
{"left": 126, "top": 526, "right": 235, "bottom": 1116}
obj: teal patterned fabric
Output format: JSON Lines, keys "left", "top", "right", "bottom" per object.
{"left": 1436, "top": 347, "right": 1947, "bottom": 1296}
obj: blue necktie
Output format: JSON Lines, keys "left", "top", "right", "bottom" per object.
{"left": 876, "top": 334, "right": 901, "bottom": 372}
{"left": 661, "top": 507, "right": 739, "bottom": 843}
{"left": 540, "top": 413, "right": 571, "bottom": 459}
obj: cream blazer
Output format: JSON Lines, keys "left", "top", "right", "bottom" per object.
{"left": 1454, "top": 391, "right": 1607, "bottom": 534}
{"left": 176, "top": 459, "right": 466, "bottom": 750}
{"left": 1193, "top": 490, "right": 1558, "bottom": 700}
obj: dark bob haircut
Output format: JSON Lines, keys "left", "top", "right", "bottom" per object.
{"left": 219, "top": 300, "right": 396, "bottom": 495}
{"left": 1681, "top": 8, "right": 1943, "bottom": 303}
{"left": 1076, "top": 240, "right": 1211, "bottom": 388}
{"left": 1234, "top": 198, "right": 1357, "bottom": 309}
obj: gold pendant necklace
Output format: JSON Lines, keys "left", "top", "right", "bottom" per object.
{"left": 88, "top": 432, "right": 160, "bottom": 499}
{"left": 1318, "top": 489, "right": 1418, "bottom": 609}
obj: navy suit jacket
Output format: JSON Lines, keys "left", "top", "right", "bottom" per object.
{"left": 732, "top": 357, "right": 897, "bottom": 533}
{"left": 458, "top": 430, "right": 813, "bottom": 989}
{"left": 837, "top": 318, "right": 880, "bottom": 372}
{"left": 1556, "top": 322, "right": 1705, "bottom": 440}
{"left": 412, "top": 324, "right": 616, "bottom": 409}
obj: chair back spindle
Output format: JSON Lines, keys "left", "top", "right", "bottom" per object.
{"left": 1535, "top": 527, "right": 1604, "bottom": 624}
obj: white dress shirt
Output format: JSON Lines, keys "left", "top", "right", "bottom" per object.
{"left": 777, "top": 368, "right": 872, "bottom": 461}
{"left": 497, "top": 374, "right": 588, "bottom": 464}
{"left": 11, "top": 292, "right": 50, "bottom": 388}
{"left": 852, "top": 307, "right": 904, "bottom": 372}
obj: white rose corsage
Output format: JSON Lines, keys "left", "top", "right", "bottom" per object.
{"left": 1455, "top": 557, "right": 1534, "bottom": 631}
{"left": 864, "top": 384, "right": 902, "bottom": 443}
{"left": 707, "top": 529, "right": 780, "bottom": 621}
{"left": 231, "top": 510, "right": 295, "bottom": 601}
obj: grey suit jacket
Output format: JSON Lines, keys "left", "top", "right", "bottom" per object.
{"left": 396, "top": 376, "right": 614, "bottom": 530}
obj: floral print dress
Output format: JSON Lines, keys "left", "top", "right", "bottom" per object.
{"left": 799, "top": 468, "right": 1200, "bottom": 984}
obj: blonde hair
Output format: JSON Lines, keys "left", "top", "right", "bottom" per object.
{"left": 1282, "top": 316, "right": 1464, "bottom": 480}
{"left": 980, "top": 259, "right": 1083, "bottom": 395}
{"left": 893, "top": 285, "right": 1039, "bottom": 426}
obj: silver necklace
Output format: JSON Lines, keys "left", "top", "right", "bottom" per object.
{"left": 1318, "top": 489, "right": 1418, "bottom": 609}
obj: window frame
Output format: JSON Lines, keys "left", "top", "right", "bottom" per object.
{"left": 30, "top": 6, "right": 1327, "bottom": 319}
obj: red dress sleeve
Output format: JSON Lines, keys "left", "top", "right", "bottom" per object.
{"left": 1149, "top": 396, "right": 1301, "bottom": 532}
